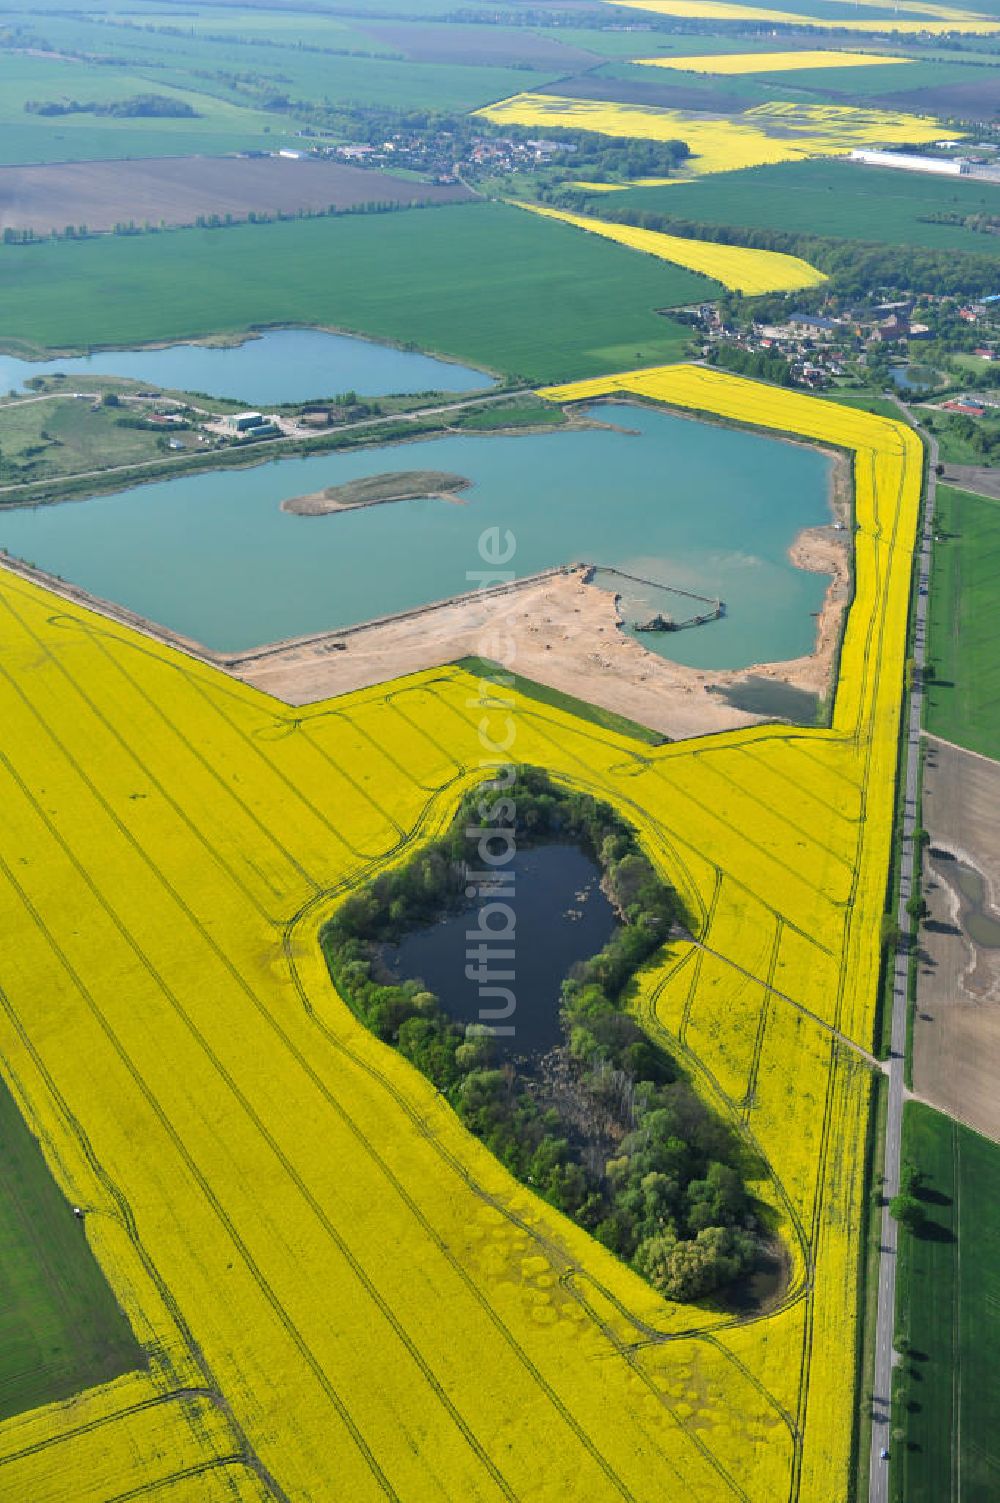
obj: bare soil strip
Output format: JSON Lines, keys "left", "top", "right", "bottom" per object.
{"left": 364, "top": 21, "right": 604, "bottom": 69}
{"left": 939, "top": 464, "right": 1000, "bottom": 502}
{"left": 915, "top": 734, "right": 1000, "bottom": 1143}
{"left": 0, "top": 156, "right": 472, "bottom": 235}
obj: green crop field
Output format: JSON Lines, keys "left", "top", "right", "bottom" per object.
{"left": 925, "top": 485, "right": 1000, "bottom": 760}
{"left": 127, "top": 10, "right": 401, "bottom": 54}
{"left": 892, "top": 1103, "right": 1000, "bottom": 1503}
{"left": 613, "top": 55, "right": 1000, "bottom": 104}
{"left": 614, "top": 161, "right": 1000, "bottom": 260}
{"left": 0, "top": 1070, "right": 141, "bottom": 1421}
{"left": 0, "top": 202, "right": 711, "bottom": 383}
{"left": 0, "top": 53, "right": 300, "bottom": 165}
{"left": 530, "top": 27, "right": 866, "bottom": 62}
{"left": 752, "top": 58, "right": 1000, "bottom": 99}
{"left": 0, "top": 11, "right": 588, "bottom": 127}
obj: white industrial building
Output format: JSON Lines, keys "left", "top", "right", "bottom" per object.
{"left": 848, "top": 149, "right": 967, "bottom": 177}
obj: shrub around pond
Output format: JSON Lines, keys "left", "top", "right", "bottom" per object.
{"left": 321, "top": 768, "right": 761, "bottom": 1304}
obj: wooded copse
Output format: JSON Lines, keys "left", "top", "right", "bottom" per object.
{"left": 322, "top": 768, "right": 761, "bottom": 1303}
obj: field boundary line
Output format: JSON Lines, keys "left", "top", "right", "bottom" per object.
{"left": 921, "top": 729, "right": 1000, "bottom": 769}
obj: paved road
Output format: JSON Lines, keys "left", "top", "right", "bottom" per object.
{"left": 868, "top": 401, "right": 938, "bottom": 1503}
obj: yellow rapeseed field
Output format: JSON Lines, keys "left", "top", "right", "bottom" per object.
{"left": 512, "top": 201, "right": 827, "bottom": 293}
{"left": 608, "top": 0, "right": 1000, "bottom": 32}
{"left": 478, "top": 93, "right": 961, "bottom": 176}
{"left": 0, "top": 364, "right": 921, "bottom": 1501}
{"left": 565, "top": 180, "right": 629, "bottom": 191}
{"left": 635, "top": 48, "right": 914, "bottom": 72}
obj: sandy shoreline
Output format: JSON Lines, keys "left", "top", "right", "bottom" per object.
{"left": 0, "top": 399, "right": 854, "bottom": 742}
{"left": 0, "top": 499, "right": 850, "bottom": 741}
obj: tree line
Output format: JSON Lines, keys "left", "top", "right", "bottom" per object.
{"left": 562, "top": 198, "right": 1000, "bottom": 301}
{"left": 0, "top": 196, "right": 452, "bottom": 248}
{"left": 24, "top": 93, "right": 199, "bottom": 118}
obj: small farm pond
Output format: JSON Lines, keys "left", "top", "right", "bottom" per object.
{"left": 0, "top": 401, "right": 833, "bottom": 670}
{"left": 889, "top": 363, "right": 942, "bottom": 396}
{"left": 379, "top": 844, "right": 617, "bottom": 1061}
{"left": 930, "top": 850, "right": 1000, "bottom": 950}
{"left": 0, "top": 327, "right": 493, "bottom": 403}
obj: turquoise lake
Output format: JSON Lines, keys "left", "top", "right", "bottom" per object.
{"left": 0, "top": 327, "right": 492, "bottom": 403}
{"left": 0, "top": 403, "right": 833, "bottom": 670}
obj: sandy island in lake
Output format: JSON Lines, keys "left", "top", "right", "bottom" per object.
{"left": 281, "top": 470, "right": 471, "bottom": 515}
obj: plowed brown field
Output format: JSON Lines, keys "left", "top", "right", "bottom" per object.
{"left": 0, "top": 155, "right": 471, "bottom": 235}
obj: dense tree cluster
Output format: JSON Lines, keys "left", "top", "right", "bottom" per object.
{"left": 530, "top": 134, "right": 690, "bottom": 185}
{"left": 323, "top": 768, "right": 760, "bottom": 1303}
{"left": 929, "top": 409, "right": 1000, "bottom": 461}
{"left": 24, "top": 94, "right": 199, "bottom": 118}
{"left": 920, "top": 210, "right": 1000, "bottom": 238}
{"left": 707, "top": 342, "right": 794, "bottom": 385}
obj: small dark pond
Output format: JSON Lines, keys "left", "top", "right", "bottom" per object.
{"left": 708, "top": 675, "right": 820, "bottom": 725}
{"left": 889, "top": 363, "right": 942, "bottom": 396}
{"left": 720, "top": 1241, "right": 787, "bottom": 1316}
{"left": 380, "top": 844, "right": 617, "bottom": 1060}
{"left": 930, "top": 850, "right": 1000, "bottom": 949}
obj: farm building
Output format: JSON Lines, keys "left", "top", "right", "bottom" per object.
{"left": 225, "top": 411, "right": 281, "bottom": 438}
{"left": 788, "top": 312, "right": 837, "bottom": 334}
{"left": 848, "top": 149, "right": 967, "bottom": 177}
{"left": 871, "top": 314, "right": 910, "bottom": 343}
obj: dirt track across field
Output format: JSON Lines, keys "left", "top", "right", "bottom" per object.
{"left": 914, "top": 733, "right": 1000, "bottom": 1142}
{"left": 0, "top": 155, "right": 472, "bottom": 235}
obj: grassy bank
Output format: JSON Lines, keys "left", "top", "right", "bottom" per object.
{"left": 853, "top": 1072, "right": 888, "bottom": 1502}
{"left": 0, "top": 202, "right": 710, "bottom": 385}
{"left": 924, "top": 485, "right": 1000, "bottom": 761}
{"left": 453, "top": 656, "right": 665, "bottom": 746}
{"left": 0, "top": 411, "right": 459, "bottom": 509}
{"left": 0, "top": 393, "right": 558, "bottom": 509}
{"left": 919, "top": 408, "right": 1000, "bottom": 468}
{"left": 827, "top": 391, "right": 909, "bottom": 423}
{"left": 453, "top": 398, "right": 568, "bottom": 432}
{"left": 0, "top": 391, "right": 195, "bottom": 486}
{"left": 892, "top": 1102, "right": 1000, "bottom": 1503}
